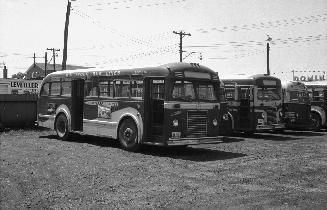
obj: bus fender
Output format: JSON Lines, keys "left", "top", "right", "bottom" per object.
{"left": 311, "top": 106, "right": 326, "bottom": 126}
{"left": 55, "top": 104, "right": 72, "bottom": 132}
{"left": 118, "top": 108, "right": 143, "bottom": 143}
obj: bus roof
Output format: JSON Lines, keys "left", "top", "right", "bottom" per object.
{"left": 221, "top": 74, "right": 281, "bottom": 86}
{"left": 281, "top": 81, "right": 306, "bottom": 90}
{"left": 42, "top": 62, "right": 218, "bottom": 82}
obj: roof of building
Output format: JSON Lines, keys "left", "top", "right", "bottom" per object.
{"left": 27, "top": 63, "right": 94, "bottom": 71}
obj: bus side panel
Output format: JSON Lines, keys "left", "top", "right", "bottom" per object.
{"left": 83, "top": 99, "right": 144, "bottom": 140}
{"left": 38, "top": 96, "right": 71, "bottom": 129}
{"left": 83, "top": 97, "right": 99, "bottom": 136}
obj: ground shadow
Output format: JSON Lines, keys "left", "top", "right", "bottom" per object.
{"left": 39, "top": 133, "right": 121, "bottom": 148}
{"left": 267, "top": 130, "right": 326, "bottom": 137}
{"left": 221, "top": 136, "right": 245, "bottom": 143}
{"left": 139, "top": 145, "right": 247, "bottom": 162}
{"left": 1, "top": 125, "right": 49, "bottom": 132}
{"left": 39, "top": 134, "right": 246, "bottom": 161}
{"left": 232, "top": 132, "right": 300, "bottom": 141}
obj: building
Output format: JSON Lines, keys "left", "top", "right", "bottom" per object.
{"left": 25, "top": 63, "right": 93, "bottom": 79}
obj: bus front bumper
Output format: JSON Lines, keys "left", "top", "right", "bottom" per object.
{"left": 167, "top": 136, "right": 224, "bottom": 146}
{"left": 256, "top": 123, "right": 286, "bottom": 130}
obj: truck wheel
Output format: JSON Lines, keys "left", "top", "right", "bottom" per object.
{"left": 118, "top": 119, "right": 139, "bottom": 152}
{"left": 55, "top": 114, "right": 70, "bottom": 140}
{"left": 311, "top": 113, "right": 322, "bottom": 131}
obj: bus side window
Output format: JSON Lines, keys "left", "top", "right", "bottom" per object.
{"left": 239, "top": 88, "right": 250, "bottom": 100}
{"left": 40, "top": 83, "right": 50, "bottom": 96}
{"left": 114, "top": 80, "right": 130, "bottom": 98}
{"left": 152, "top": 80, "right": 165, "bottom": 99}
{"left": 131, "top": 80, "right": 143, "bottom": 99}
{"left": 99, "top": 81, "right": 114, "bottom": 99}
{"left": 225, "top": 88, "right": 235, "bottom": 101}
{"left": 85, "top": 80, "right": 98, "bottom": 98}
{"left": 61, "top": 81, "right": 71, "bottom": 96}
{"left": 50, "top": 82, "right": 61, "bottom": 96}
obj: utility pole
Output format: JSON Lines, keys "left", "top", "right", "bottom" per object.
{"left": 173, "top": 30, "right": 191, "bottom": 62}
{"left": 62, "top": 0, "right": 71, "bottom": 70}
{"left": 266, "top": 35, "right": 272, "bottom": 75}
{"left": 47, "top": 48, "right": 60, "bottom": 71}
{"left": 44, "top": 52, "right": 48, "bottom": 77}
{"left": 33, "top": 53, "right": 36, "bottom": 67}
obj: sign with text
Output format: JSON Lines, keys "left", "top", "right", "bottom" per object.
{"left": 0, "top": 79, "right": 42, "bottom": 94}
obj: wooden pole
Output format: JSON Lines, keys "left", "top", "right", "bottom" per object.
{"left": 62, "top": 1, "right": 71, "bottom": 70}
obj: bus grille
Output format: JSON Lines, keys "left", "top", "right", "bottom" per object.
{"left": 186, "top": 111, "right": 207, "bottom": 137}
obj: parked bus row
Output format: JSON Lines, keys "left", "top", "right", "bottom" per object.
{"left": 36, "top": 62, "right": 326, "bottom": 151}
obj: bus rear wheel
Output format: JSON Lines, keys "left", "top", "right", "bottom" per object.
{"left": 55, "top": 114, "right": 70, "bottom": 140}
{"left": 118, "top": 119, "right": 139, "bottom": 152}
{"left": 311, "top": 113, "right": 322, "bottom": 131}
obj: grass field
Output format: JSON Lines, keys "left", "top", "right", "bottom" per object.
{"left": 1, "top": 128, "right": 327, "bottom": 209}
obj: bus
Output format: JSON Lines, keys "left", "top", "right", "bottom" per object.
{"left": 281, "top": 81, "right": 313, "bottom": 130}
{"left": 304, "top": 81, "right": 327, "bottom": 131}
{"left": 222, "top": 74, "right": 285, "bottom": 133}
{"left": 37, "top": 62, "right": 228, "bottom": 151}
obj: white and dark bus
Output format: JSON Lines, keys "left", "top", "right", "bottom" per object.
{"left": 304, "top": 81, "right": 327, "bottom": 131}
{"left": 281, "top": 81, "right": 313, "bottom": 130}
{"left": 37, "top": 62, "right": 228, "bottom": 151}
{"left": 222, "top": 74, "right": 285, "bottom": 133}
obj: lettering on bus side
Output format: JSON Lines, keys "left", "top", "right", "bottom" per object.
{"left": 64, "top": 71, "right": 121, "bottom": 78}
{"left": 84, "top": 101, "right": 119, "bottom": 107}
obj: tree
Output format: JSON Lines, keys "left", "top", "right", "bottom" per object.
{"left": 11, "top": 72, "right": 26, "bottom": 79}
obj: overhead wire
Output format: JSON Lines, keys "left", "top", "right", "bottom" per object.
{"left": 71, "top": 6, "right": 176, "bottom": 50}
{"left": 74, "top": 0, "right": 187, "bottom": 10}
{"left": 195, "top": 13, "right": 327, "bottom": 34}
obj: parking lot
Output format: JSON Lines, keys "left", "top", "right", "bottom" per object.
{"left": 1, "top": 128, "right": 327, "bottom": 209}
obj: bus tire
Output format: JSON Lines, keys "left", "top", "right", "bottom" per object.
{"left": 55, "top": 114, "right": 70, "bottom": 140}
{"left": 118, "top": 119, "right": 139, "bottom": 152}
{"left": 311, "top": 113, "right": 322, "bottom": 131}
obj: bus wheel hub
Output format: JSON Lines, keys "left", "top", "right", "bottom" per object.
{"left": 124, "top": 128, "right": 133, "bottom": 139}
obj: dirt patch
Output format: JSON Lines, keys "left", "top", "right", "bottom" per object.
{"left": 1, "top": 128, "right": 327, "bottom": 209}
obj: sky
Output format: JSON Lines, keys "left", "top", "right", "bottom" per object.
{"left": 0, "top": 0, "right": 326, "bottom": 81}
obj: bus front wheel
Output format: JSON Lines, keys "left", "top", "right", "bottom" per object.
{"left": 118, "top": 119, "right": 139, "bottom": 152}
{"left": 311, "top": 113, "right": 322, "bottom": 131}
{"left": 55, "top": 114, "right": 70, "bottom": 140}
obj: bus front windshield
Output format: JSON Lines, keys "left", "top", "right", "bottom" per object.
{"left": 172, "top": 80, "right": 218, "bottom": 101}
{"left": 290, "top": 91, "right": 309, "bottom": 103}
{"left": 257, "top": 88, "right": 281, "bottom": 101}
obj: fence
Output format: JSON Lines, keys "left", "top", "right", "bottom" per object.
{"left": 0, "top": 94, "right": 38, "bottom": 129}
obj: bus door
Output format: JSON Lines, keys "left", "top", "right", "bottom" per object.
{"left": 238, "top": 86, "right": 253, "bottom": 130}
{"left": 144, "top": 78, "right": 165, "bottom": 141}
{"left": 71, "top": 79, "right": 84, "bottom": 131}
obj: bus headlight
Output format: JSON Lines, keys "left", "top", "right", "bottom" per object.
{"left": 222, "top": 114, "right": 229, "bottom": 121}
{"left": 213, "top": 119, "right": 218, "bottom": 126}
{"left": 173, "top": 119, "right": 179, "bottom": 127}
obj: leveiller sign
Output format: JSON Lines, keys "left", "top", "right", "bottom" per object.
{"left": 293, "top": 71, "right": 326, "bottom": 82}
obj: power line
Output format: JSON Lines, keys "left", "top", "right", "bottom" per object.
{"left": 71, "top": 6, "right": 175, "bottom": 49}
{"left": 195, "top": 13, "right": 327, "bottom": 34}
{"left": 74, "top": 0, "right": 187, "bottom": 10}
